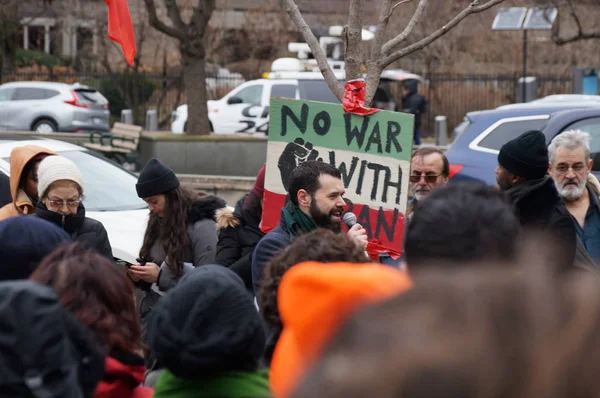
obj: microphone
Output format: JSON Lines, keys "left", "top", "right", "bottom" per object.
{"left": 343, "top": 212, "right": 358, "bottom": 228}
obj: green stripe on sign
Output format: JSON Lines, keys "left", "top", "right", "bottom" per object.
{"left": 267, "top": 97, "right": 415, "bottom": 162}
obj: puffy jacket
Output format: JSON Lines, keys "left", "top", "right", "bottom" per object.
{"left": 35, "top": 202, "right": 113, "bottom": 260}
{"left": 216, "top": 194, "right": 264, "bottom": 291}
{"left": 0, "top": 145, "right": 55, "bottom": 220}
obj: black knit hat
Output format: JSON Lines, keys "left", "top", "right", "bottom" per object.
{"left": 136, "top": 158, "right": 180, "bottom": 198}
{"left": 498, "top": 130, "right": 549, "bottom": 180}
{"left": 146, "top": 265, "right": 266, "bottom": 379}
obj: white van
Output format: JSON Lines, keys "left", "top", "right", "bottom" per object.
{"left": 171, "top": 57, "right": 418, "bottom": 134}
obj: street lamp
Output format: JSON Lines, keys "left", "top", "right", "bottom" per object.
{"left": 492, "top": 7, "right": 558, "bottom": 103}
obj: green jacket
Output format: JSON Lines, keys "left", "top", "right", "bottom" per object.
{"left": 154, "top": 369, "right": 272, "bottom": 398}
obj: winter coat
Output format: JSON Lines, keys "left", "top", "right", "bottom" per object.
{"left": 95, "top": 354, "right": 154, "bottom": 398}
{"left": 251, "top": 209, "right": 296, "bottom": 299}
{"left": 35, "top": 202, "right": 113, "bottom": 260}
{"left": 216, "top": 194, "right": 264, "bottom": 291}
{"left": 400, "top": 80, "right": 427, "bottom": 131}
{"left": 138, "top": 196, "right": 226, "bottom": 324}
{"left": 153, "top": 369, "right": 271, "bottom": 398}
{"left": 0, "top": 280, "right": 105, "bottom": 398}
{"left": 506, "top": 176, "right": 576, "bottom": 267}
{"left": 0, "top": 145, "right": 56, "bottom": 221}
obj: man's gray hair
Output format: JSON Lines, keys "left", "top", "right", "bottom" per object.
{"left": 548, "top": 129, "right": 591, "bottom": 164}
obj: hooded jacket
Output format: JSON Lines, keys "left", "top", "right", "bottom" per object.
{"left": 270, "top": 261, "right": 413, "bottom": 398}
{"left": 400, "top": 79, "right": 427, "bottom": 130}
{"left": 216, "top": 193, "right": 265, "bottom": 291}
{"left": 35, "top": 202, "right": 113, "bottom": 260}
{"left": 0, "top": 146, "right": 55, "bottom": 221}
{"left": 95, "top": 354, "right": 153, "bottom": 398}
{"left": 0, "top": 280, "right": 105, "bottom": 398}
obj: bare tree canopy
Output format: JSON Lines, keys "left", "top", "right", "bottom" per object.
{"left": 539, "top": 0, "right": 600, "bottom": 45}
{"left": 143, "top": 0, "right": 216, "bottom": 134}
{"left": 280, "top": 0, "right": 506, "bottom": 105}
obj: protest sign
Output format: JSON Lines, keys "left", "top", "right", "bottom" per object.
{"left": 262, "top": 97, "right": 414, "bottom": 251}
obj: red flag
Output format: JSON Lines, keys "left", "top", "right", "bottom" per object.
{"left": 105, "top": 0, "right": 136, "bottom": 66}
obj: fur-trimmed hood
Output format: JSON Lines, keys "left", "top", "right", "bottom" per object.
{"left": 188, "top": 195, "right": 227, "bottom": 224}
{"left": 217, "top": 207, "right": 240, "bottom": 231}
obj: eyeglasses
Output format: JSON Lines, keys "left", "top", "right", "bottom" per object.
{"left": 47, "top": 199, "right": 81, "bottom": 208}
{"left": 555, "top": 163, "right": 586, "bottom": 174}
{"left": 409, "top": 173, "right": 442, "bottom": 184}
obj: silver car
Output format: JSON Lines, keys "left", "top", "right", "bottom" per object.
{"left": 0, "top": 81, "right": 110, "bottom": 133}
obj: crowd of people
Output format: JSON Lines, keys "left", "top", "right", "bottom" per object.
{"left": 0, "top": 126, "right": 599, "bottom": 397}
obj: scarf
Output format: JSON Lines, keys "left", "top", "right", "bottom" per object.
{"left": 153, "top": 369, "right": 271, "bottom": 398}
{"left": 281, "top": 201, "right": 317, "bottom": 236}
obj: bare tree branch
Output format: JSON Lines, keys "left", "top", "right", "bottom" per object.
{"left": 379, "top": 0, "right": 504, "bottom": 69}
{"left": 192, "top": 0, "right": 216, "bottom": 36}
{"left": 143, "top": 0, "right": 186, "bottom": 40}
{"left": 551, "top": 0, "right": 600, "bottom": 45}
{"left": 164, "top": 0, "right": 188, "bottom": 34}
{"left": 365, "top": 0, "right": 396, "bottom": 105}
{"left": 344, "top": 0, "right": 364, "bottom": 80}
{"left": 279, "top": 0, "right": 344, "bottom": 100}
{"left": 382, "top": 0, "right": 428, "bottom": 55}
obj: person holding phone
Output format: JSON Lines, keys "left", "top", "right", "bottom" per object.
{"left": 127, "top": 158, "right": 226, "bottom": 324}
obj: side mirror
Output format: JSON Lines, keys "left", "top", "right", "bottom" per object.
{"left": 227, "top": 96, "right": 243, "bottom": 105}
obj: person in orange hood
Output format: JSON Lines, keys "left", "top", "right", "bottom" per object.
{"left": 270, "top": 261, "right": 412, "bottom": 398}
{"left": 0, "top": 145, "right": 55, "bottom": 220}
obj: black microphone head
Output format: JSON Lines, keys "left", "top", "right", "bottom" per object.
{"left": 343, "top": 212, "right": 357, "bottom": 227}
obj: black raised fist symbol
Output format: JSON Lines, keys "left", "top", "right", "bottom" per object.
{"left": 278, "top": 138, "right": 322, "bottom": 191}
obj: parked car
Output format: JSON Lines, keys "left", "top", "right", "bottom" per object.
{"left": 0, "top": 81, "right": 110, "bottom": 133}
{"left": 447, "top": 107, "right": 600, "bottom": 185}
{"left": 171, "top": 76, "right": 341, "bottom": 134}
{"left": 0, "top": 136, "right": 147, "bottom": 264}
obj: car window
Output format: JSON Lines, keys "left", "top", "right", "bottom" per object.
{"left": 560, "top": 117, "right": 600, "bottom": 172}
{"left": 271, "top": 84, "right": 297, "bottom": 99}
{"left": 477, "top": 119, "right": 548, "bottom": 151}
{"left": 74, "top": 89, "right": 107, "bottom": 105}
{"left": 233, "top": 85, "right": 263, "bottom": 106}
{"left": 298, "top": 80, "right": 341, "bottom": 104}
{"left": 13, "top": 88, "right": 47, "bottom": 101}
{"left": 0, "top": 88, "right": 15, "bottom": 101}
{"left": 45, "top": 89, "right": 61, "bottom": 99}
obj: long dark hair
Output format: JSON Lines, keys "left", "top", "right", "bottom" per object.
{"left": 140, "top": 186, "right": 199, "bottom": 278}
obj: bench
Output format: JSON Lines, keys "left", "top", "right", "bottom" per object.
{"left": 84, "top": 123, "right": 143, "bottom": 169}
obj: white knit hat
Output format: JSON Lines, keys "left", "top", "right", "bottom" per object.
{"left": 37, "top": 156, "right": 84, "bottom": 198}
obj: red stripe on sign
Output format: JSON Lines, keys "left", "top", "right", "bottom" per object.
{"left": 261, "top": 190, "right": 406, "bottom": 253}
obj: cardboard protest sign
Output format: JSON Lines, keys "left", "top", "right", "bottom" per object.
{"left": 262, "top": 97, "right": 414, "bottom": 251}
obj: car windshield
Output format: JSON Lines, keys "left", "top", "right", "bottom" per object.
{"left": 3, "top": 150, "right": 147, "bottom": 212}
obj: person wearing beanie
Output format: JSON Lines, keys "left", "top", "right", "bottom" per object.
{"left": 269, "top": 261, "right": 412, "bottom": 398}
{"left": 35, "top": 156, "right": 113, "bottom": 260}
{"left": 0, "top": 216, "right": 70, "bottom": 281}
{"left": 496, "top": 130, "right": 576, "bottom": 266}
{"left": 146, "top": 265, "right": 270, "bottom": 398}
{"left": 0, "top": 145, "right": 55, "bottom": 220}
{"left": 216, "top": 164, "right": 266, "bottom": 291}
{"left": 130, "top": 158, "right": 226, "bottom": 332}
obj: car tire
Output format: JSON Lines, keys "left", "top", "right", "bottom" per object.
{"left": 32, "top": 119, "right": 58, "bottom": 134}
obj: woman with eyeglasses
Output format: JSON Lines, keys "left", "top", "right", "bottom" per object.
{"left": 35, "top": 155, "right": 113, "bottom": 260}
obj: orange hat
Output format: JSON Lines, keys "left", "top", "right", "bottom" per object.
{"left": 269, "top": 261, "right": 412, "bottom": 398}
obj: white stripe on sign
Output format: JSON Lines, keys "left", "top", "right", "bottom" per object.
{"left": 265, "top": 141, "right": 410, "bottom": 212}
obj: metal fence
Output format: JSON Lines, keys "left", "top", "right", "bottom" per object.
{"left": 0, "top": 70, "right": 574, "bottom": 132}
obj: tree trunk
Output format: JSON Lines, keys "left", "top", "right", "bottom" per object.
{"left": 182, "top": 49, "right": 210, "bottom": 135}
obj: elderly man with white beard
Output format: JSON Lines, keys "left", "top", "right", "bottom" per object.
{"left": 549, "top": 129, "right": 600, "bottom": 266}
{"left": 406, "top": 147, "right": 449, "bottom": 220}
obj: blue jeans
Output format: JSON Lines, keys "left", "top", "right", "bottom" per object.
{"left": 414, "top": 128, "right": 421, "bottom": 145}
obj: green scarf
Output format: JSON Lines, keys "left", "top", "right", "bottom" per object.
{"left": 281, "top": 200, "right": 317, "bottom": 236}
{"left": 154, "top": 369, "right": 272, "bottom": 398}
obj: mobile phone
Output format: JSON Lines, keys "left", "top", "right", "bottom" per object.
{"left": 136, "top": 257, "right": 147, "bottom": 266}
